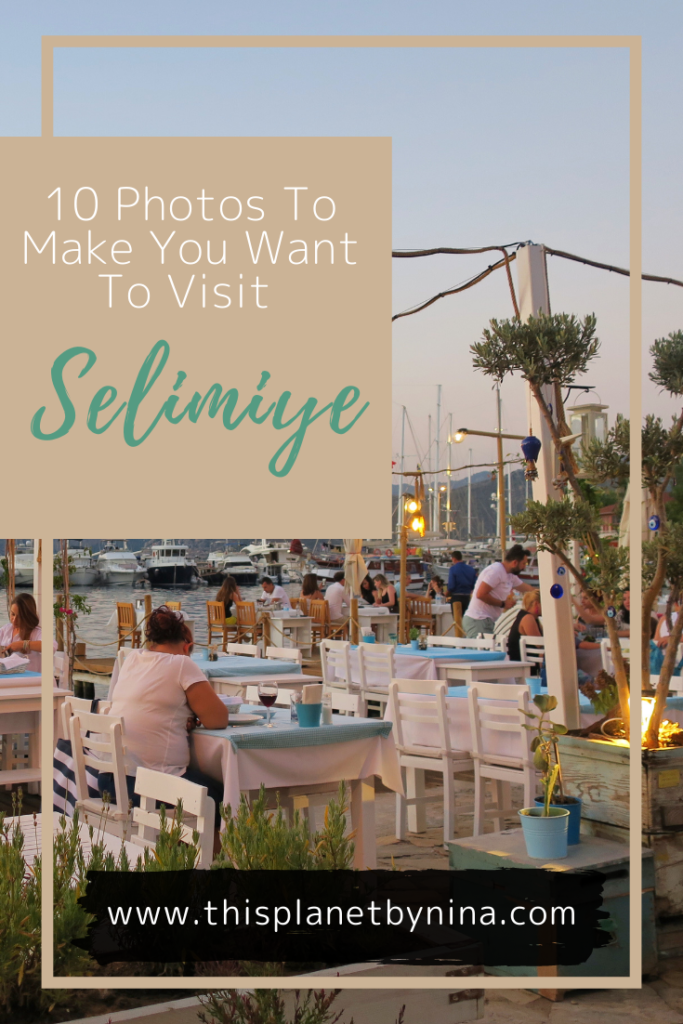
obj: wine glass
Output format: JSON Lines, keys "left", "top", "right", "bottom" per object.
{"left": 257, "top": 681, "right": 278, "bottom": 728}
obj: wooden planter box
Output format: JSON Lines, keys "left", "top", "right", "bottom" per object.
{"left": 559, "top": 734, "right": 683, "bottom": 954}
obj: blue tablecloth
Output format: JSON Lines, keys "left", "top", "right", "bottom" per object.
{"left": 0, "top": 670, "right": 41, "bottom": 683}
{"left": 394, "top": 646, "right": 506, "bottom": 662}
{"left": 191, "top": 653, "right": 300, "bottom": 678}
{"left": 446, "top": 686, "right": 595, "bottom": 713}
{"left": 200, "top": 707, "right": 393, "bottom": 751}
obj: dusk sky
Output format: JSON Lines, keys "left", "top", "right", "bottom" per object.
{"left": 2, "top": 2, "right": 681, "bottom": 484}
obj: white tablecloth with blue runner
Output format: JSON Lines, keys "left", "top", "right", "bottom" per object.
{"left": 394, "top": 646, "right": 506, "bottom": 662}
{"left": 191, "top": 653, "right": 301, "bottom": 679}
{"left": 190, "top": 708, "right": 403, "bottom": 815}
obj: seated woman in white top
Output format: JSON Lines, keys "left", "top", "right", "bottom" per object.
{"left": 101, "top": 606, "right": 228, "bottom": 836}
{"left": 0, "top": 592, "right": 55, "bottom": 672}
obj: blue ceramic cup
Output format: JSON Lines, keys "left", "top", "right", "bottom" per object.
{"left": 528, "top": 678, "right": 542, "bottom": 697}
{"left": 361, "top": 634, "right": 376, "bottom": 644}
{"left": 298, "top": 703, "right": 322, "bottom": 728}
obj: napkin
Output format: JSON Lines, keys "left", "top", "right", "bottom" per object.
{"left": 0, "top": 654, "right": 30, "bottom": 673}
{"left": 302, "top": 683, "right": 323, "bottom": 704}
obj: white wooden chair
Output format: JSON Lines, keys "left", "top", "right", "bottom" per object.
{"left": 600, "top": 638, "right": 631, "bottom": 674}
{"left": 323, "top": 687, "right": 363, "bottom": 717}
{"left": 388, "top": 678, "right": 473, "bottom": 846}
{"left": 59, "top": 694, "right": 111, "bottom": 741}
{"left": 131, "top": 767, "right": 215, "bottom": 870}
{"left": 226, "top": 642, "right": 261, "bottom": 658}
{"left": 69, "top": 710, "right": 133, "bottom": 840}
{"left": 427, "top": 635, "right": 496, "bottom": 651}
{"left": 519, "top": 635, "right": 546, "bottom": 670}
{"left": 265, "top": 646, "right": 303, "bottom": 665}
{"left": 467, "top": 681, "right": 537, "bottom": 836}
{"left": 320, "top": 639, "right": 353, "bottom": 690}
{"left": 358, "top": 643, "right": 395, "bottom": 715}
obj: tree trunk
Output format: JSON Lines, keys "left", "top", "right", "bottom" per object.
{"left": 604, "top": 614, "right": 630, "bottom": 740}
{"left": 645, "top": 610, "right": 683, "bottom": 748}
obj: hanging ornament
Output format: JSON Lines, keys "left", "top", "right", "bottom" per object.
{"left": 648, "top": 515, "right": 660, "bottom": 531}
{"left": 606, "top": 606, "right": 616, "bottom": 619}
{"left": 550, "top": 584, "right": 564, "bottom": 599}
{"left": 521, "top": 433, "right": 542, "bottom": 481}
{"left": 557, "top": 566, "right": 566, "bottom": 576}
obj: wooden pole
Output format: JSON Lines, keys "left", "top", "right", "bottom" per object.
{"left": 144, "top": 593, "right": 152, "bottom": 648}
{"left": 350, "top": 598, "right": 359, "bottom": 645}
{"left": 262, "top": 611, "right": 271, "bottom": 651}
{"left": 453, "top": 601, "right": 465, "bottom": 639}
{"left": 497, "top": 432, "right": 506, "bottom": 556}
{"left": 399, "top": 525, "right": 408, "bottom": 643}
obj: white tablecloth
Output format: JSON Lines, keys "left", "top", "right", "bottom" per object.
{"left": 345, "top": 648, "right": 437, "bottom": 687}
{"left": 384, "top": 692, "right": 603, "bottom": 759}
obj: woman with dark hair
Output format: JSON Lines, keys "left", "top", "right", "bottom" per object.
{"left": 215, "top": 575, "right": 242, "bottom": 624}
{"left": 300, "top": 573, "right": 324, "bottom": 602}
{"left": 426, "top": 575, "right": 446, "bottom": 600}
{"left": 102, "top": 606, "right": 228, "bottom": 836}
{"left": 0, "top": 592, "right": 53, "bottom": 671}
{"left": 360, "top": 575, "right": 377, "bottom": 606}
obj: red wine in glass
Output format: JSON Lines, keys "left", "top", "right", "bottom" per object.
{"left": 257, "top": 682, "right": 278, "bottom": 727}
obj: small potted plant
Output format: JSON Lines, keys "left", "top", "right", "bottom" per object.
{"left": 409, "top": 627, "right": 420, "bottom": 651}
{"left": 518, "top": 693, "right": 577, "bottom": 858}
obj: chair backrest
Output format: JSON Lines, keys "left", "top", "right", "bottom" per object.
{"left": 519, "top": 635, "right": 545, "bottom": 666}
{"left": 132, "top": 767, "right": 215, "bottom": 870}
{"left": 600, "top": 637, "right": 630, "bottom": 674}
{"left": 310, "top": 600, "right": 330, "bottom": 626}
{"left": 323, "top": 686, "right": 362, "bottom": 716}
{"left": 407, "top": 595, "right": 433, "bottom": 629}
{"left": 388, "top": 678, "right": 450, "bottom": 755}
{"left": 467, "top": 682, "right": 533, "bottom": 767}
{"left": 235, "top": 601, "right": 256, "bottom": 627}
{"left": 358, "top": 643, "right": 395, "bottom": 691}
{"left": 265, "top": 646, "right": 302, "bottom": 664}
{"left": 320, "top": 638, "right": 351, "bottom": 687}
{"left": 227, "top": 642, "right": 261, "bottom": 658}
{"left": 290, "top": 597, "right": 299, "bottom": 610}
{"left": 426, "top": 635, "right": 495, "bottom": 651}
{"left": 60, "top": 695, "right": 111, "bottom": 740}
{"left": 299, "top": 597, "right": 311, "bottom": 616}
{"left": 69, "top": 710, "right": 130, "bottom": 820}
{"left": 207, "top": 601, "right": 225, "bottom": 626}
{"left": 165, "top": 601, "right": 181, "bottom": 612}
{"left": 117, "top": 603, "right": 135, "bottom": 629}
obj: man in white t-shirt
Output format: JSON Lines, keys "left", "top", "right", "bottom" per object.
{"left": 325, "top": 571, "right": 349, "bottom": 623}
{"left": 260, "top": 577, "right": 292, "bottom": 609}
{"left": 462, "top": 545, "right": 534, "bottom": 638}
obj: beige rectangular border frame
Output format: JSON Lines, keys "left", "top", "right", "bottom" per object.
{"left": 39, "top": 33, "right": 642, "bottom": 991}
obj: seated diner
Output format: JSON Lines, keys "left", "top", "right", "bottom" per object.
{"left": 0, "top": 592, "right": 54, "bottom": 672}
{"left": 101, "top": 606, "right": 228, "bottom": 840}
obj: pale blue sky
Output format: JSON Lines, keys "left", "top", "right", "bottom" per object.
{"left": 1, "top": 2, "right": 681, "bottom": 477}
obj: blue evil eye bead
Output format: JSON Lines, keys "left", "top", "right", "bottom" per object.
{"left": 550, "top": 584, "right": 564, "bottom": 599}
{"left": 648, "top": 515, "right": 660, "bottom": 531}
{"left": 557, "top": 566, "right": 566, "bottom": 576}
{"left": 606, "top": 606, "right": 616, "bottom": 618}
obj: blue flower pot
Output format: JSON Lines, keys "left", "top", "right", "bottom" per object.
{"left": 519, "top": 806, "right": 570, "bottom": 859}
{"left": 361, "top": 634, "right": 376, "bottom": 644}
{"left": 298, "top": 703, "right": 322, "bottom": 728}
{"left": 534, "top": 795, "right": 581, "bottom": 844}
{"left": 410, "top": 639, "right": 419, "bottom": 650}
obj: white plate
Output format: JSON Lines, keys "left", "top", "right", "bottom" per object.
{"left": 227, "top": 713, "right": 263, "bottom": 727}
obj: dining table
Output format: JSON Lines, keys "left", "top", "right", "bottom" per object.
{"left": 383, "top": 684, "right": 605, "bottom": 833}
{"left": 0, "top": 672, "right": 72, "bottom": 791}
{"left": 345, "top": 644, "right": 516, "bottom": 687}
{"left": 189, "top": 706, "right": 403, "bottom": 869}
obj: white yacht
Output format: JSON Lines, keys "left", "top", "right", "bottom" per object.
{"left": 12, "top": 540, "right": 36, "bottom": 586}
{"left": 96, "top": 541, "right": 147, "bottom": 586}
{"left": 204, "top": 549, "right": 260, "bottom": 586}
{"left": 146, "top": 541, "right": 198, "bottom": 588}
{"left": 241, "top": 539, "right": 309, "bottom": 582}
{"left": 65, "top": 541, "right": 101, "bottom": 586}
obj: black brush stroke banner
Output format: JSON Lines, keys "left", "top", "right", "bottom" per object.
{"left": 75, "top": 868, "right": 611, "bottom": 967}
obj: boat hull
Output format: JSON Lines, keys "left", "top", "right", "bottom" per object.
{"left": 147, "top": 565, "right": 198, "bottom": 587}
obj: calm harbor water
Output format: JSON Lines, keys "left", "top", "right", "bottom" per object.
{"left": 67, "top": 582, "right": 303, "bottom": 653}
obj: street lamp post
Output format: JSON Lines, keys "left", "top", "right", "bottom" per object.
{"left": 452, "top": 427, "right": 525, "bottom": 555}
{"left": 399, "top": 477, "right": 426, "bottom": 642}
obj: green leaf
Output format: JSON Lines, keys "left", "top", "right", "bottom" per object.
{"left": 530, "top": 736, "right": 541, "bottom": 752}
{"left": 533, "top": 747, "right": 549, "bottom": 771}
{"left": 550, "top": 722, "right": 568, "bottom": 734}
